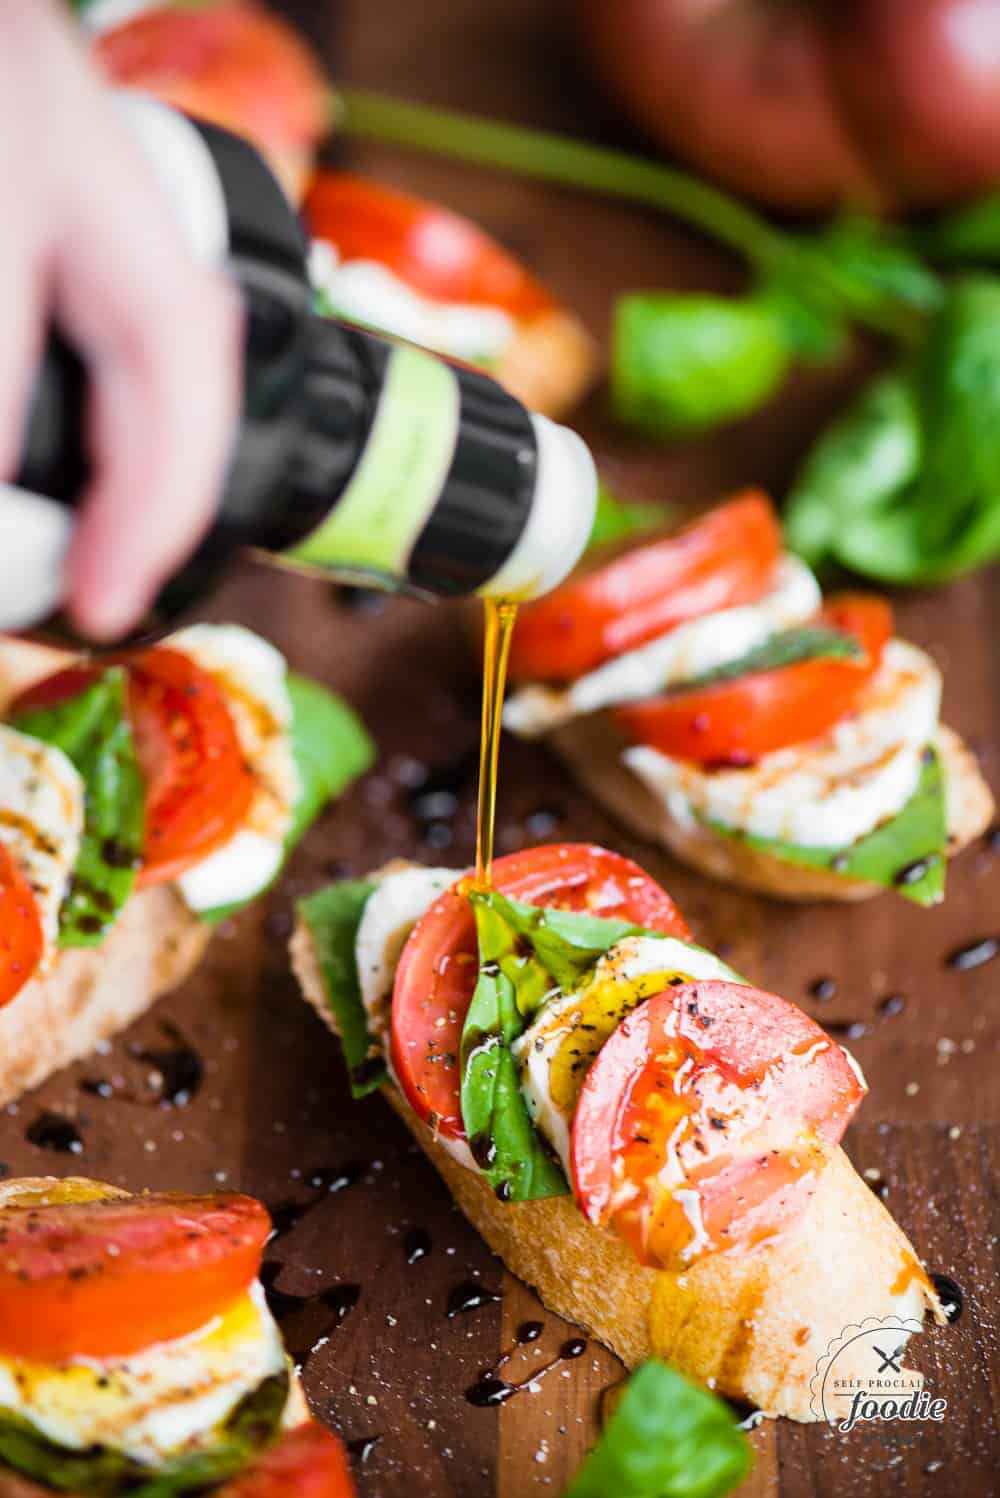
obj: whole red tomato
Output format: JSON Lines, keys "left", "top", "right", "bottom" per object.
{"left": 579, "top": 0, "right": 1000, "bottom": 213}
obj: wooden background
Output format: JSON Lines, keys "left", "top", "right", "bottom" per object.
{"left": 4, "top": 1, "right": 999, "bottom": 1493}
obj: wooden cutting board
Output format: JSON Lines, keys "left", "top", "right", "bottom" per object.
{"left": 3, "top": 1, "right": 998, "bottom": 1493}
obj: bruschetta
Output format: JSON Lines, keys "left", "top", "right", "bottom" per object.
{"left": 0, "top": 1175, "right": 354, "bottom": 1495}
{"left": 291, "top": 842, "right": 945, "bottom": 1422}
{"left": 0, "top": 628, "right": 371, "bottom": 1106}
{"left": 502, "top": 491, "right": 994, "bottom": 903}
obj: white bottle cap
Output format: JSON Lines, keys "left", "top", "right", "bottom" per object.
{"left": 480, "top": 415, "right": 597, "bottom": 601}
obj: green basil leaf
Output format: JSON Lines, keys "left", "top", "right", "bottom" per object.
{"left": 11, "top": 670, "right": 144, "bottom": 949}
{"left": 198, "top": 674, "right": 374, "bottom": 924}
{"left": 816, "top": 216, "right": 943, "bottom": 316}
{"left": 783, "top": 373, "right": 922, "bottom": 568}
{"left": 676, "top": 625, "right": 861, "bottom": 693}
{"left": 295, "top": 880, "right": 385, "bottom": 1097}
{"left": 564, "top": 1360, "right": 752, "bottom": 1498}
{"left": 612, "top": 293, "right": 791, "bottom": 438}
{"left": 588, "top": 484, "right": 672, "bottom": 552}
{"left": 0, "top": 1372, "right": 288, "bottom": 1497}
{"left": 707, "top": 747, "right": 947, "bottom": 906}
{"left": 459, "top": 890, "right": 680, "bottom": 1200}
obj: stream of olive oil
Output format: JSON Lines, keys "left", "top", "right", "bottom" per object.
{"left": 473, "top": 599, "right": 518, "bottom": 889}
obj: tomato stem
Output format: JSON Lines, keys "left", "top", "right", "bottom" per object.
{"left": 335, "top": 89, "right": 919, "bottom": 342}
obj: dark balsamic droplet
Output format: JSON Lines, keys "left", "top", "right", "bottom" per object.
{"left": 26, "top": 1111, "right": 83, "bottom": 1154}
{"left": 894, "top": 857, "right": 934, "bottom": 887}
{"left": 865, "top": 1173, "right": 890, "bottom": 1202}
{"left": 561, "top": 1337, "right": 587, "bottom": 1359}
{"left": 259, "top": 1261, "right": 310, "bottom": 1322}
{"left": 517, "top": 1321, "right": 543, "bottom": 1345}
{"left": 494, "top": 1180, "right": 512, "bottom": 1202}
{"left": 878, "top": 992, "right": 907, "bottom": 1019}
{"left": 80, "top": 1077, "right": 115, "bottom": 1099}
{"left": 132, "top": 1021, "right": 203, "bottom": 1106}
{"left": 336, "top": 585, "right": 387, "bottom": 615}
{"left": 347, "top": 1435, "right": 381, "bottom": 1465}
{"left": 809, "top": 977, "right": 837, "bottom": 1002}
{"left": 946, "top": 936, "right": 999, "bottom": 972}
{"left": 404, "top": 1228, "right": 431, "bottom": 1265}
{"left": 931, "top": 1273, "right": 964, "bottom": 1323}
{"left": 830, "top": 854, "right": 851, "bottom": 873}
{"left": 465, "top": 1374, "right": 515, "bottom": 1407}
{"left": 101, "top": 837, "right": 141, "bottom": 871}
{"left": 824, "top": 1020, "right": 868, "bottom": 1040}
{"left": 447, "top": 1280, "right": 502, "bottom": 1318}
{"left": 308, "top": 1161, "right": 370, "bottom": 1194}
{"left": 321, "top": 1283, "right": 360, "bottom": 1323}
{"left": 469, "top": 1132, "right": 498, "bottom": 1169}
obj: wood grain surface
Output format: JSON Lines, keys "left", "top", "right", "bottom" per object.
{"left": 3, "top": 2, "right": 998, "bottom": 1494}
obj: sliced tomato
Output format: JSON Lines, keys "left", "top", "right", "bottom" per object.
{"left": 507, "top": 490, "right": 781, "bottom": 684}
{"left": 391, "top": 843, "right": 689, "bottom": 1142}
{"left": 95, "top": 2, "right": 330, "bottom": 153}
{"left": 0, "top": 843, "right": 44, "bottom": 1009}
{"left": 14, "top": 649, "right": 257, "bottom": 889}
{"left": 305, "top": 171, "right": 555, "bottom": 320}
{"left": 0, "top": 1192, "right": 271, "bottom": 1362}
{"left": 572, "top": 980, "right": 865, "bottom": 1271}
{"left": 221, "top": 1423, "right": 356, "bottom": 1498}
{"left": 127, "top": 648, "right": 255, "bottom": 887}
{"left": 614, "top": 593, "right": 893, "bottom": 767}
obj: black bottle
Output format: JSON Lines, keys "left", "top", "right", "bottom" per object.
{"left": 2, "top": 95, "right": 596, "bottom": 636}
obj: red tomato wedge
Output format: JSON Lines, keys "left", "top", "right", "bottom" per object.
{"left": 221, "top": 1423, "right": 356, "bottom": 1498}
{"left": 615, "top": 593, "right": 893, "bottom": 767}
{"left": 507, "top": 490, "right": 782, "bottom": 684}
{"left": 391, "top": 844, "right": 690, "bottom": 1142}
{"left": 12, "top": 649, "right": 255, "bottom": 889}
{"left": 305, "top": 171, "right": 555, "bottom": 320}
{"left": 0, "top": 843, "right": 44, "bottom": 1010}
{"left": 572, "top": 980, "right": 865, "bottom": 1271}
{"left": 94, "top": 1, "right": 330, "bottom": 154}
{"left": 0, "top": 1192, "right": 271, "bottom": 1362}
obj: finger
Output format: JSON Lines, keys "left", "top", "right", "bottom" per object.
{"left": 48, "top": 94, "right": 241, "bottom": 639}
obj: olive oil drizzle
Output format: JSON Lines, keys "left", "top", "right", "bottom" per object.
{"left": 474, "top": 599, "right": 518, "bottom": 890}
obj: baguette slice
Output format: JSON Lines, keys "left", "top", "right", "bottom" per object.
{"left": 496, "top": 309, "right": 599, "bottom": 420}
{"left": 291, "top": 916, "right": 943, "bottom": 1422}
{"left": 549, "top": 714, "right": 994, "bottom": 902}
{"left": 0, "top": 639, "right": 210, "bottom": 1107}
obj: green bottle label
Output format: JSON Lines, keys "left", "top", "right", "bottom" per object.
{"left": 286, "top": 343, "right": 459, "bottom": 580}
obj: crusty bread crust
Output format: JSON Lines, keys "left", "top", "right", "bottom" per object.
{"left": 497, "top": 309, "right": 599, "bottom": 420}
{"left": 0, "top": 639, "right": 211, "bottom": 1107}
{"left": 0, "top": 886, "right": 210, "bottom": 1109}
{"left": 549, "top": 714, "right": 994, "bottom": 902}
{"left": 292, "top": 916, "right": 942, "bottom": 1421}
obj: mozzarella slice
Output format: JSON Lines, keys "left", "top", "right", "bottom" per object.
{"left": 0, "top": 725, "right": 84, "bottom": 963}
{"left": 504, "top": 554, "right": 821, "bottom": 738}
{"left": 513, "top": 935, "right": 744, "bottom": 1176}
{"left": 168, "top": 625, "right": 300, "bottom": 912}
{"left": 355, "top": 864, "right": 458, "bottom": 1042}
{"left": 310, "top": 240, "right": 516, "bottom": 362}
{"left": 0, "top": 1281, "right": 288, "bottom": 1467}
{"left": 623, "top": 640, "right": 942, "bottom": 849}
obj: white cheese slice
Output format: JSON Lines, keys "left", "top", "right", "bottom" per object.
{"left": 0, "top": 725, "right": 85, "bottom": 964}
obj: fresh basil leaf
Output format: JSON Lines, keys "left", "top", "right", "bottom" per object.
{"left": 816, "top": 216, "right": 943, "bottom": 316}
{"left": 11, "top": 669, "right": 144, "bottom": 949}
{"left": 199, "top": 674, "right": 374, "bottom": 924}
{"left": 914, "top": 192, "right": 1000, "bottom": 267}
{"left": 707, "top": 747, "right": 947, "bottom": 906}
{"left": 829, "top": 278, "right": 1000, "bottom": 584}
{"left": 784, "top": 373, "right": 922, "bottom": 569}
{"left": 612, "top": 293, "right": 791, "bottom": 438}
{"left": 296, "top": 880, "right": 385, "bottom": 1097}
{"left": 564, "top": 1360, "right": 751, "bottom": 1498}
{"left": 589, "top": 484, "right": 671, "bottom": 552}
{"left": 676, "top": 625, "right": 861, "bottom": 693}
{"left": 0, "top": 1372, "right": 288, "bottom": 1497}
{"left": 459, "top": 890, "right": 677, "bottom": 1200}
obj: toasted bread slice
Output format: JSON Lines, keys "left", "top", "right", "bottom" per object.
{"left": 0, "top": 886, "right": 210, "bottom": 1109}
{"left": 497, "top": 309, "right": 599, "bottom": 420}
{"left": 548, "top": 714, "right": 994, "bottom": 902}
{"left": 0, "top": 639, "right": 211, "bottom": 1106}
{"left": 291, "top": 915, "right": 943, "bottom": 1422}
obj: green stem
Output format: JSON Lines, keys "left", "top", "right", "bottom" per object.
{"left": 336, "top": 89, "right": 789, "bottom": 270}
{"left": 334, "top": 89, "right": 919, "bottom": 342}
